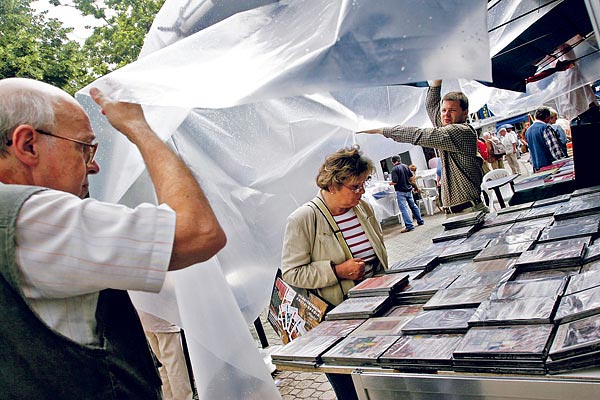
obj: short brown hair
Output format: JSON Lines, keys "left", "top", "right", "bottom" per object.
{"left": 442, "top": 91, "right": 469, "bottom": 111}
{"left": 316, "top": 145, "right": 374, "bottom": 190}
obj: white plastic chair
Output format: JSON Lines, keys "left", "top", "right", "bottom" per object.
{"left": 481, "top": 168, "right": 513, "bottom": 210}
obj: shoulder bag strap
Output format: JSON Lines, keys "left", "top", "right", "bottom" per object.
{"left": 309, "top": 197, "right": 353, "bottom": 260}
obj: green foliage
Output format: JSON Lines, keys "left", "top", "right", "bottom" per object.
{"left": 75, "top": 0, "right": 166, "bottom": 77}
{"left": 0, "top": 0, "right": 165, "bottom": 94}
{"left": 0, "top": 0, "right": 89, "bottom": 94}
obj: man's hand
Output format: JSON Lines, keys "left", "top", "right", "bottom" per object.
{"left": 89, "top": 88, "right": 150, "bottom": 144}
{"left": 334, "top": 258, "right": 366, "bottom": 281}
{"left": 429, "top": 80, "right": 442, "bottom": 87}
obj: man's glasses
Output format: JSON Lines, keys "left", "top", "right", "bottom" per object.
{"left": 36, "top": 129, "right": 98, "bottom": 168}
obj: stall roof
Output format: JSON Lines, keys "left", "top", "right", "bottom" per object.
{"left": 489, "top": 0, "right": 594, "bottom": 92}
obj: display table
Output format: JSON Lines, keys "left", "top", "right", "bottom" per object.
{"left": 351, "top": 369, "right": 600, "bottom": 400}
{"left": 510, "top": 160, "right": 576, "bottom": 205}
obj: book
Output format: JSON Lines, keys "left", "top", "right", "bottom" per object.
{"left": 532, "top": 194, "right": 571, "bottom": 208}
{"left": 554, "top": 285, "right": 600, "bottom": 323}
{"left": 564, "top": 270, "right": 600, "bottom": 296}
{"left": 325, "top": 296, "right": 391, "bottom": 320}
{"left": 268, "top": 277, "right": 329, "bottom": 344}
{"left": 512, "top": 267, "right": 581, "bottom": 281}
{"left": 463, "top": 258, "right": 517, "bottom": 273}
{"left": 489, "top": 278, "right": 566, "bottom": 300}
{"left": 432, "top": 225, "right": 479, "bottom": 243}
{"left": 384, "top": 304, "right": 423, "bottom": 318}
{"left": 472, "top": 241, "right": 534, "bottom": 262}
{"left": 386, "top": 255, "right": 438, "bottom": 273}
{"left": 401, "top": 308, "right": 476, "bottom": 334}
{"left": 549, "top": 313, "right": 600, "bottom": 361}
{"left": 468, "top": 297, "right": 558, "bottom": 326}
{"left": 423, "top": 284, "right": 496, "bottom": 310}
{"left": 307, "top": 319, "right": 365, "bottom": 337}
{"left": 437, "top": 239, "right": 490, "bottom": 261}
{"left": 514, "top": 240, "right": 586, "bottom": 271}
{"left": 424, "top": 259, "right": 474, "bottom": 280}
{"left": 321, "top": 335, "right": 400, "bottom": 366}
{"left": 516, "top": 204, "right": 561, "bottom": 222}
{"left": 448, "top": 269, "right": 514, "bottom": 289}
{"left": 378, "top": 334, "right": 464, "bottom": 370}
{"left": 496, "top": 202, "right": 534, "bottom": 215}
{"left": 453, "top": 324, "right": 554, "bottom": 360}
{"left": 442, "top": 211, "right": 485, "bottom": 230}
{"left": 349, "top": 316, "right": 411, "bottom": 336}
{"left": 347, "top": 274, "right": 409, "bottom": 298}
{"left": 481, "top": 212, "right": 522, "bottom": 228}
{"left": 537, "top": 223, "right": 598, "bottom": 243}
{"left": 270, "top": 334, "right": 343, "bottom": 365}
{"left": 488, "top": 228, "right": 542, "bottom": 246}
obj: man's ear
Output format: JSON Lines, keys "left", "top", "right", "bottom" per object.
{"left": 11, "top": 126, "right": 40, "bottom": 167}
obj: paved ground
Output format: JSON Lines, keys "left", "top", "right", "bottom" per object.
{"left": 250, "top": 152, "right": 535, "bottom": 399}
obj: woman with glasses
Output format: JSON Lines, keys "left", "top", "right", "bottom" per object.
{"left": 281, "top": 145, "right": 388, "bottom": 306}
{"left": 280, "top": 145, "right": 388, "bottom": 400}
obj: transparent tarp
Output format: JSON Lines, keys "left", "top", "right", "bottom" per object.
{"left": 75, "top": 0, "right": 600, "bottom": 398}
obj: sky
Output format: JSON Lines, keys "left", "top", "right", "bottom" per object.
{"left": 31, "top": 0, "right": 103, "bottom": 43}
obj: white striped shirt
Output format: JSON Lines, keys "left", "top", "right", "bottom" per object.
{"left": 15, "top": 189, "right": 176, "bottom": 345}
{"left": 333, "top": 209, "right": 376, "bottom": 276}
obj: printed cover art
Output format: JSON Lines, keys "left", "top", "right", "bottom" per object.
{"left": 270, "top": 334, "right": 342, "bottom": 362}
{"left": 469, "top": 297, "right": 557, "bottom": 326}
{"left": 447, "top": 269, "right": 514, "bottom": 289}
{"left": 423, "top": 285, "right": 496, "bottom": 310}
{"left": 489, "top": 278, "right": 566, "bottom": 300}
{"left": 388, "top": 255, "right": 438, "bottom": 272}
{"left": 564, "top": 270, "right": 600, "bottom": 295}
{"left": 307, "top": 319, "right": 365, "bottom": 337}
{"left": 380, "top": 334, "right": 463, "bottom": 362}
{"left": 326, "top": 296, "right": 389, "bottom": 319}
{"left": 453, "top": 324, "right": 554, "bottom": 359}
{"left": 473, "top": 241, "right": 534, "bottom": 262}
{"left": 321, "top": 335, "right": 400, "bottom": 364}
{"left": 348, "top": 273, "right": 408, "bottom": 294}
{"left": 549, "top": 313, "right": 600, "bottom": 359}
{"left": 349, "top": 317, "right": 411, "bottom": 336}
{"left": 555, "top": 285, "right": 600, "bottom": 323}
{"left": 268, "top": 277, "right": 328, "bottom": 344}
{"left": 401, "top": 308, "right": 476, "bottom": 334}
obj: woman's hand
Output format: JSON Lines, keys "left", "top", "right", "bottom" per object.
{"left": 333, "top": 258, "right": 366, "bottom": 280}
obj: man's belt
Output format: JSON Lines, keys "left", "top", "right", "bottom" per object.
{"left": 443, "top": 199, "right": 482, "bottom": 214}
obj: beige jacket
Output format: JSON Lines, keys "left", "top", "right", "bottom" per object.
{"left": 281, "top": 193, "right": 388, "bottom": 306}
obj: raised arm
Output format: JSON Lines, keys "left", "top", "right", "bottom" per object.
{"left": 426, "top": 80, "right": 442, "bottom": 127}
{"left": 89, "top": 88, "right": 226, "bottom": 271}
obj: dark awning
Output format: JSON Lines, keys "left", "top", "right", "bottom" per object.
{"left": 488, "top": 0, "right": 593, "bottom": 92}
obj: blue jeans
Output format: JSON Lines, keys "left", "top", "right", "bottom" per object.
{"left": 396, "top": 190, "right": 424, "bottom": 229}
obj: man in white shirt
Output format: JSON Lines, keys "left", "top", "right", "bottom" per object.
{"left": 499, "top": 127, "right": 521, "bottom": 174}
{"left": 0, "top": 78, "right": 226, "bottom": 399}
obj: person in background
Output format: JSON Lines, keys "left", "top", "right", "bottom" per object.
{"left": 358, "top": 80, "right": 487, "bottom": 215}
{"left": 390, "top": 156, "right": 424, "bottom": 233}
{"left": 499, "top": 127, "right": 522, "bottom": 175}
{"left": 548, "top": 108, "right": 569, "bottom": 157}
{"left": 476, "top": 131, "right": 491, "bottom": 173}
{"left": 0, "top": 78, "right": 226, "bottom": 399}
{"left": 408, "top": 164, "right": 422, "bottom": 202}
{"left": 281, "top": 145, "right": 388, "bottom": 400}
{"left": 483, "top": 132, "right": 505, "bottom": 170}
{"left": 138, "top": 311, "right": 195, "bottom": 400}
{"left": 525, "top": 106, "right": 565, "bottom": 171}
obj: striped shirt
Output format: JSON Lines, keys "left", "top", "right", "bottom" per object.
{"left": 382, "top": 86, "right": 484, "bottom": 208}
{"left": 16, "top": 189, "right": 176, "bottom": 345}
{"left": 333, "top": 209, "right": 376, "bottom": 277}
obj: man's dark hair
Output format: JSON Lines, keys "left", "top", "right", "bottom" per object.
{"left": 391, "top": 155, "right": 401, "bottom": 163}
{"left": 442, "top": 91, "right": 469, "bottom": 111}
{"left": 534, "top": 107, "right": 551, "bottom": 121}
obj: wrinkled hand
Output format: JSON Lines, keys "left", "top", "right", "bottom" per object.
{"left": 334, "top": 258, "right": 366, "bottom": 280}
{"left": 89, "top": 87, "right": 151, "bottom": 143}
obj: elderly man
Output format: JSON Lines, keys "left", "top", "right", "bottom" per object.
{"left": 359, "top": 80, "right": 487, "bottom": 215}
{"left": 525, "top": 106, "right": 565, "bottom": 171}
{"left": 0, "top": 78, "right": 226, "bottom": 399}
{"left": 498, "top": 127, "right": 521, "bottom": 174}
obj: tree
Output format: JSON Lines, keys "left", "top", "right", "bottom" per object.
{"left": 58, "top": 0, "right": 166, "bottom": 77}
{"left": 0, "top": 0, "right": 89, "bottom": 94}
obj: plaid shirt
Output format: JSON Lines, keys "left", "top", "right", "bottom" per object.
{"left": 545, "top": 125, "right": 566, "bottom": 160}
{"left": 382, "top": 86, "right": 483, "bottom": 208}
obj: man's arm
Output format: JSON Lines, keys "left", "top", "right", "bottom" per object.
{"left": 426, "top": 80, "right": 442, "bottom": 127}
{"left": 90, "top": 88, "right": 226, "bottom": 271}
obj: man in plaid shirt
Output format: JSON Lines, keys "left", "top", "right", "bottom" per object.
{"left": 359, "top": 80, "right": 487, "bottom": 215}
{"left": 525, "top": 107, "right": 565, "bottom": 171}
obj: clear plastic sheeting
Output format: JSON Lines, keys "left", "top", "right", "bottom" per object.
{"left": 73, "top": 1, "right": 600, "bottom": 399}
{"left": 82, "top": 0, "right": 490, "bottom": 109}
